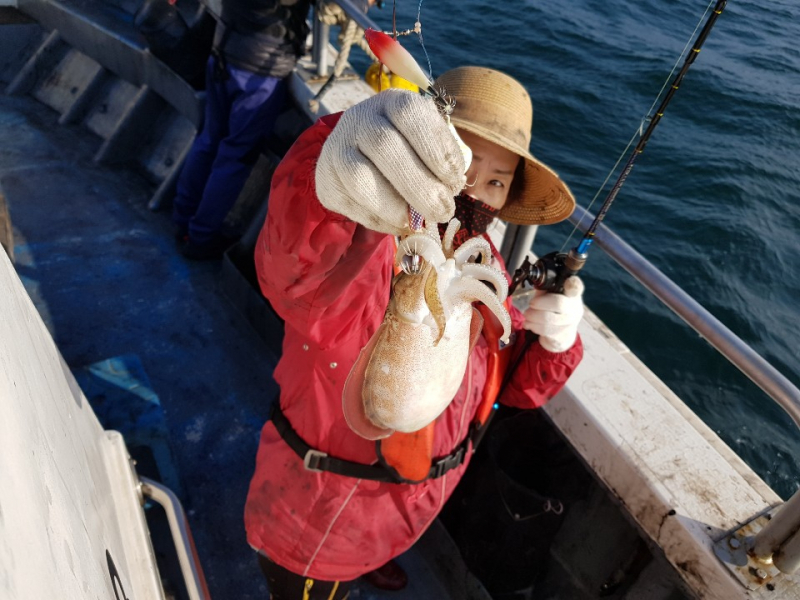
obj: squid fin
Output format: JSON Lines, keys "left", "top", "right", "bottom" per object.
{"left": 342, "top": 323, "right": 395, "bottom": 440}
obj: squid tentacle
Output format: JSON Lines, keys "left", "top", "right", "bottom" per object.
{"left": 459, "top": 262, "right": 509, "bottom": 303}
{"left": 447, "top": 278, "right": 512, "bottom": 344}
{"left": 396, "top": 232, "right": 446, "bottom": 268}
{"left": 454, "top": 236, "right": 492, "bottom": 266}
{"left": 442, "top": 218, "right": 461, "bottom": 257}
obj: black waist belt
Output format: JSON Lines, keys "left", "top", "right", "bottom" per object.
{"left": 271, "top": 403, "right": 471, "bottom": 484}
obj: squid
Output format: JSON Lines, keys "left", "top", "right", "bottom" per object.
{"left": 343, "top": 219, "right": 512, "bottom": 439}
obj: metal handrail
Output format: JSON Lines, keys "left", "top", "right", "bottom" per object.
{"left": 753, "top": 489, "right": 800, "bottom": 572}
{"left": 328, "top": 0, "right": 379, "bottom": 32}
{"left": 140, "top": 477, "right": 212, "bottom": 600}
{"left": 310, "top": 0, "right": 379, "bottom": 67}
{"left": 566, "top": 204, "right": 800, "bottom": 430}
{"left": 570, "top": 203, "right": 800, "bottom": 567}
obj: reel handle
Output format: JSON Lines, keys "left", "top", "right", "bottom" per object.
{"left": 509, "top": 248, "right": 588, "bottom": 295}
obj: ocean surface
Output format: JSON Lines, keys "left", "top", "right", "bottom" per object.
{"left": 361, "top": 0, "right": 800, "bottom": 499}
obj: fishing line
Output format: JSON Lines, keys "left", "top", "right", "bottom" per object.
{"left": 415, "top": 0, "right": 434, "bottom": 82}
{"left": 558, "top": 0, "right": 720, "bottom": 255}
{"left": 386, "top": 0, "right": 432, "bottom": 80}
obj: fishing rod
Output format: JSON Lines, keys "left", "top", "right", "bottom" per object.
{"left": 509, "top": 0, "right": 728, "bottom": 296}
{"left": 461, "top": 0, "right": 731, "bottom": 451}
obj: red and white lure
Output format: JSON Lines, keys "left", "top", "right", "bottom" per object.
{"left": 364, "top": 28, "right": 435, "bottom": 94}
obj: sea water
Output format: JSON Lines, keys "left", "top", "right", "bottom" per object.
{"left": 365, "top": 0, "right": 800, "bottom": 499}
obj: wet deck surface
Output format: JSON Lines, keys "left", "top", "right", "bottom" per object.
{"left": 0, "top": 90, "right": 470, "bottom": 599}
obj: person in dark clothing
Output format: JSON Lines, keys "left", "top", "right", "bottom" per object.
{"left": 172, "top": 0, "right": 312, "bottom": 260}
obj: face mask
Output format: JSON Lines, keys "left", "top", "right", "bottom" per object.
{"left": 438, "top": 193, "right": 500, "bottom": 249}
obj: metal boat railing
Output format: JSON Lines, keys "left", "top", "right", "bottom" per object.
{"left": 329, "top": 0, "right": 378, "bottom": 31}
{"left": 565, "top": 205, "right": 800, "bottom": 431}
{"left": 311, "top": 0, "right": 380, "bottom": 78}
{"left": 564, "top": 206, "right": 800, "bottom": 574}
{"left": 140, "top": 477, "right": 212, "bottom": 600}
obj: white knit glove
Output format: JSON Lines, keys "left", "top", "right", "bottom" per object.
{"left": 315, "top": 89, "right": 467, "bottom": 235}
{"left": 523, "top": 276, "right": 585, "bottom": 353}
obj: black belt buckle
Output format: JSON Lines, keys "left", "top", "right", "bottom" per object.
{"left": 303, "top": 449, "right": 328, "bottom": 472}
{"left": 431, "top": 446, "right": 465, "bottom": 479}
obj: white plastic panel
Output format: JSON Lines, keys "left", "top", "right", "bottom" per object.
{"left": 0, "top": 248, "right": 164, "bottom": 600}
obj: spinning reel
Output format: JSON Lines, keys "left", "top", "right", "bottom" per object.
{"left": 509, "top": 249, "right": 587, "bottom": 296}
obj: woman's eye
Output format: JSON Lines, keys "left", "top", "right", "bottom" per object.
{"left": 489, "top": 179, "right": 504, "bottom": 188}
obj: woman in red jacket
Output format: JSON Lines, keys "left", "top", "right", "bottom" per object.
{"left": 246, "top": 66, "right": 585, "bottom": 599}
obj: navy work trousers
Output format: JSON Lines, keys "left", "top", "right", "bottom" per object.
{"left": 173, "top": 57, "right": 287, "bottom": 244}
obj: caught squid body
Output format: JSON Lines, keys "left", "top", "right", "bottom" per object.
{"left": 342, "top": 219, "right": 512, "bottom": 439}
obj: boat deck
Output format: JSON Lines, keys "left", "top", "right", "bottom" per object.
{"left": 0, "top": 87, "right": 483, "bottom": 600}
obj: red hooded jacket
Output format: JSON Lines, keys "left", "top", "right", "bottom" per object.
{"left": 245, "top": 113, "right": 583, "bottom": 581}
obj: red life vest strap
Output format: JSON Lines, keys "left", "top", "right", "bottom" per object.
{"left": 474, "top": 299, "right": 515, "bottom": 426}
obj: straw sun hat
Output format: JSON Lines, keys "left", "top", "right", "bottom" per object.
{"left": 434, "top": 66, "right": 575, "bottom": 226}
